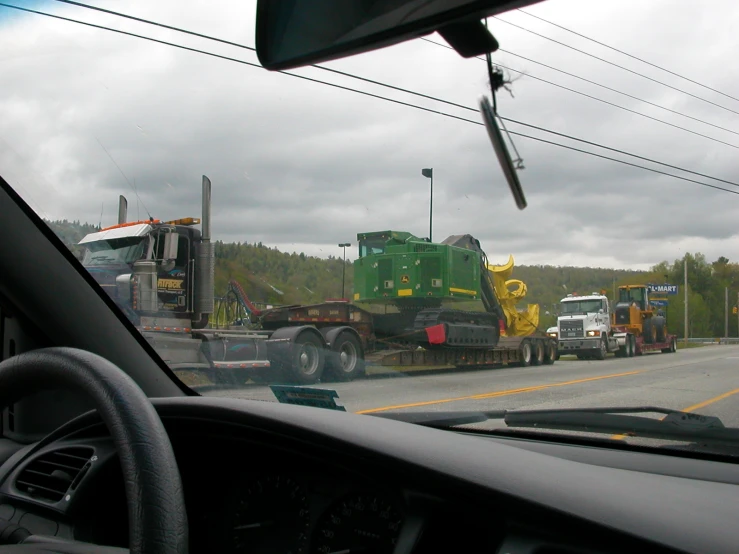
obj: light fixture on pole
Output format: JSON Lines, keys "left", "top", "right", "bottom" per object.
{"left": 338, "top": 242, "right": 351, "bottom": 299}
{"left": 422, "top": 168, "right": 433, "bottom": 242}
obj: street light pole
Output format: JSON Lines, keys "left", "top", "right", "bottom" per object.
{"left": 422, "top": 168, "right": 433, "bottom": 241}
{"left": 338, "top": 242, "right": 350, "bottom": 299}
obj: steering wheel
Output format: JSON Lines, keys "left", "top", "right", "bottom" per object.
{"left": 0, "top": 347, "right": 188, "bottom": 554}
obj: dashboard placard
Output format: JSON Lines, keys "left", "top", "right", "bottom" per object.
{"left": 270, "top": 385, "right": 346, "bottom": 411}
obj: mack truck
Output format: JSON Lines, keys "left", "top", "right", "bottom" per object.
{"left": 77, "top": 176, "right": 362, "bottom": 385}
{"left": 555, "top": 286, "right": 678, "bottom": 360}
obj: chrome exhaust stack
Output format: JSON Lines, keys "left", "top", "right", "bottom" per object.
{"left": 117, "top": 195, "right": 128, "bottom": 224}
{"left": 194, "top": 175, "right": 214, "bottom": 322}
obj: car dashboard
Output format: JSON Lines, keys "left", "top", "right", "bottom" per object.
{"left": 0, "top": 397, "right": 733, "bottom": 554}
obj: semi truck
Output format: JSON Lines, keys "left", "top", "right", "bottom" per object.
{"left": 555, "top": 286, "right": 678, "bottom": 360}
{"left": 77, "top": 176, "right": 359, "bottom": 385}
{"left": 78, "top": 178, "right": 557, "bottom": 386}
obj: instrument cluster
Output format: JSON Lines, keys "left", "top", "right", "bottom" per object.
{"left": 218, "top": 472, "right": 409, "bottom": 554}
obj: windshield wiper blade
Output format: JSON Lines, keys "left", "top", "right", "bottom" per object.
{"left": 371, "top": 406, "right": 739, "bottom": 445}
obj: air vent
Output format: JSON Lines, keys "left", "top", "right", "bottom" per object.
{"left": 15, "top": 447, "right": 94, "bottom": 503}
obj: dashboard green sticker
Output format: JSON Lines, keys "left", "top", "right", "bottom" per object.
{"left": 270, "top": 385, "right": 346, "bottom": 411}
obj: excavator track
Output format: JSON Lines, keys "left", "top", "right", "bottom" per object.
{"left": 413, "top": 308, "right": 500, "bottom": 348}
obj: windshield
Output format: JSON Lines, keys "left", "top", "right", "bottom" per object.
{"left": 359, "top": 239, "right": 386, "bottom": 257}
{"left": 82, "top": 238, "right": 147, "bottom": 266}
{"left": 560, "top": 300, "right": 602, "bottom": 314}
{"left": 5, "top": 0, "right": 739, "bottom": 458}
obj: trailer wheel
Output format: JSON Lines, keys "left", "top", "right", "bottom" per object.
{"left": 282, "top": 331, "right": 325, "bottom": 385}
{"left": 530, "top": 340, "right": 544, "bottom": 366}
{"left": 662, "top": 337, "right": 677, "bottom": 354}
{"left": 517, "top": 340, "right": 532, "bottom": 367}
{"left": 544, "top": 341, "right": 557, "bottom": 365}
{"left": 325, "top": 332, "right": 365, "bottom": 381}
{"left": 633, "top": 335, "right": 643, "bottom": 356}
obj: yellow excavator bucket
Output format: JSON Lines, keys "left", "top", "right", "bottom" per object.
{"left": 487, "top": 255, "right": 540, "bottom": 336}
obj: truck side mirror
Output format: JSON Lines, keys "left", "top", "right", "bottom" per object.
{"left": 163, "top": 231, "right": 179, "bottom": 261}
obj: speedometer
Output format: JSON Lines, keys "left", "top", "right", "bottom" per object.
{"left": 311, "top": 492, "right": 403, "bottom": 554}
{"left": 230, "top": 475, "right": 310, "bottom": 554}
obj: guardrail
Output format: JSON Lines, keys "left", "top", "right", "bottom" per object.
{"left": 684, "top": 337, "right": 739, "bottom": 344}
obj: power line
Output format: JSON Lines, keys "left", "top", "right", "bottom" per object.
{"left": 496, "top": 49, "right": 739, "bottom": 138}
{"left": 502, "top": 117, "right": 739, "bottom": 190}
{"left": 3, "top": 2, "right": 738, "bottom": 198}
{"left": 56, "top": 0, "right": 739, "bottom": 151}
{"left": 516, "top": 8, "right": 739, "bottom": 104}
{"left": 422, "top": 39, "right": 739, "bottom": 151}
{"left": 43, "top": 2, "right": 739, "bottom": 187}
{"left": 491, "top": 16, "right": 739, "bottom": 118}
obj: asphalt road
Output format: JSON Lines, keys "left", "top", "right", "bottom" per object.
{"left": 202, "top": 345, "right": 739, "bottom": 449}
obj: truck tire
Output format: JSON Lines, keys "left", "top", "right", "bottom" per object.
{"left": 282, "top": 330, "right": 326, "bottom": 385}
{"left": 628, "top": 335, "right": 636, "bottom": 357}
{"left": 653, "top": 316, "right": 667, "bottom": 343}
{"left": 517, "top": 340, "right": 532, "bottom": 367}
{"left": 325, "top": 332, "right": 366, "bottom": 382}
{"left": 544, "top": 340, "right": 557, "bottom": 365}
{"left": 594, "top": 337, "right": 607, "bottom": 360}
{"left": 642, "top": 318, "right": 657, "bottom": 344}
{"left": 531, "top": 340, "right": 545, "bottom": 366}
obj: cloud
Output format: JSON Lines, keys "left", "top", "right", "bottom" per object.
{"left": 1, "top": 0, "right": 739, "bottom": 270}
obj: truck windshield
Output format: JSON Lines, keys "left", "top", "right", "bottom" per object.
{"left": 560, "top": 300, "right": 602, "bottom": 314}
{"left": 82, "top": 237, "right": 147, "bottom": 266}
{"left": 359, "top": 239, "right": 386, "bottom": 257}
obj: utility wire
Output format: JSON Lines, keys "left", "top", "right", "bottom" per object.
{"left": 93, "top": 136, "right": 151, "bottom": 218}
{"left": 517, "top": 8, "right": 739, "bottom": 104}
{"left": 491, "top": 16, "right": 739, "bottom": 118}
{"left": 421, "top": 39, "right": 739, "bottom": 151}
{"left": 34, "top": 1, "right": 739, "bottom": 188}
{"left": 3, "top": 2, "right": 738, "bottom": 198}
{"left": 55, "top": 0, "right": 739, "bottom": 150}
{"left": 422, "top": 37, "right": 739, "bottom": 139}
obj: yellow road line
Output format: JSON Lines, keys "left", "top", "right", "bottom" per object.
{"left": 611, "top": 387, "right": 739, "bottom": 440}
{"left": 356, "top": 370, "right": 644, "bottom": 414}
{"left": 682, "top": 388, "right": 739, "bottom": 412}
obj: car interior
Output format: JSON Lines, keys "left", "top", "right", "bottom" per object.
{"left": 0, "top": 1, "right": 737, "bottom": 554}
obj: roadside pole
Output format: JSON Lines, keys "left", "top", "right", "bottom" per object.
{"left": 725, "top": 287, "right": 729, "bottom": 339}
{"left": 684, "top": 259, "right": 688, "bottom": 347}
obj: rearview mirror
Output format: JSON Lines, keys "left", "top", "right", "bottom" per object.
{"left": 255, "top": 0, "right": 543, "bottom": 70}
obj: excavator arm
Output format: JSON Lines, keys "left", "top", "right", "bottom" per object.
{"left": 441, "top": 235, "right": 540, "bottom": 336}
{"left": 441, "top": 234, "right": 507, "bottom": 325}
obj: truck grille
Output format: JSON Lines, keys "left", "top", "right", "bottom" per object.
{"left": 559, "top": 319, "right": 584, "bottom": 339}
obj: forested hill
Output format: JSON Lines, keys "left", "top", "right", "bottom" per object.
{"left": 46, "top": 219, "right": 739, "bottom": 337}
{"left": 42, "top": 218, "right": 644, "bottom": 309}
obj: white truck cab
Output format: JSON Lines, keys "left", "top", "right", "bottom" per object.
{"left": 556, "top": 293, "right": 620, "bottom": 360}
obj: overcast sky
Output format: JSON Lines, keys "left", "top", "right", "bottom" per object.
{"left": 2, "top": 0, "right": 739, "bottom": 270}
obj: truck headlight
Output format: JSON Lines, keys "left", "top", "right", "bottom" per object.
{"left": 586, "top": 330, "right": 601, "bottom": 337}
{"left": 547, "top": 332, "right": 558, "bottom": 338}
